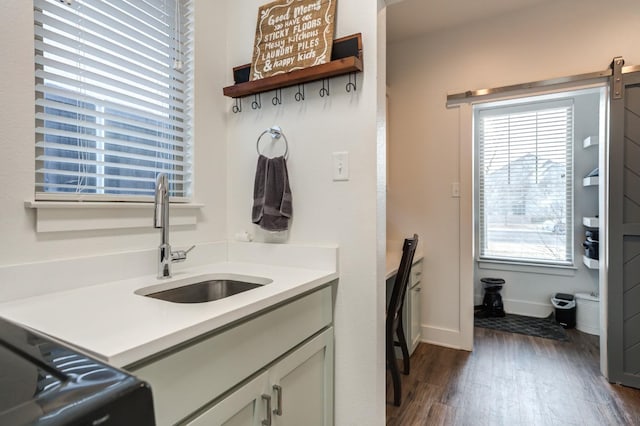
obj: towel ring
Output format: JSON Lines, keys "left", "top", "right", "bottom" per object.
{"left": 256, "top": 126, "right": 289, "bottom": 159}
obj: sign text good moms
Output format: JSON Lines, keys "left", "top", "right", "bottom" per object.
{"left": 251, "top": 0, "right": 337, "bottom": 80}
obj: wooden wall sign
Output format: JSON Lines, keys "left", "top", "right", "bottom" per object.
{"left": 251, "top": 0, "right": 337, "bottom": 80}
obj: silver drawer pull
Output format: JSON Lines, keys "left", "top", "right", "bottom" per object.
{"left": 262, "top": 394, "right": 272, "bottom": 426}
{"left": 273, "top": 384, "right": 283, "bottom": 416}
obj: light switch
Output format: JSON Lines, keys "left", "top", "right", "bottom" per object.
{"left": 333, "top": 152, "right": 349, "bottom": 181}
{"left": 452, "top": 182, "right": 460, "bottom": 198}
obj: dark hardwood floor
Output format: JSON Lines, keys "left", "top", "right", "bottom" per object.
{"left": 387, "top": 327, "right": 640, "bottom": 425}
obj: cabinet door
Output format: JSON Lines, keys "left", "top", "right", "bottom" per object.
{"left": 408, "top": 259, "right": 423, "bottom": 355}
{"left": 409, "top": 284, "right": 422, "bottom": 353}
{"left": 187, "top": 372, "right": 269, "bottom": 426}
{"left": 269, "top": 328, "right": 334, "bottom": 426}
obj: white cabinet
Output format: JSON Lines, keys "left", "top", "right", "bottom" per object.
{"left": 268, "top": 329, "right": 333, "bottom": 426}
{"left": 189, "top": 372, "right": 269, "bottom": 426}
{"left": 189, "top": 329, "right": 333, "bottom": 426}
{"left": 409, "top": 282, "right": 422, "bottom": 353}
{"left": 405, "top": 259, "right": 423, "bottom": 355}
{"left": 128, "top": 286, "right": 334, "bottom": 425}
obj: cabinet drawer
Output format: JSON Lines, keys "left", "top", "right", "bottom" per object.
{"left": 129, "top": 286, "right": 333, "bottom": 425}
{"left": 410, "top": 259, "right": 423, "bottom": 287}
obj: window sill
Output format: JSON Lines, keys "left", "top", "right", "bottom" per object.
{"left": 25, "top": 201, "right": 204, "bottom": 233}
{"left": 477, "top": 259, "right": 577, "bottom": 276}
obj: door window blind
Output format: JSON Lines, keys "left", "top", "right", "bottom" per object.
{"left": 476, "top": 100, "right": 574, "bottom": 265}
{"left": 34, "top": 0, "right": 193, "bottom": 201}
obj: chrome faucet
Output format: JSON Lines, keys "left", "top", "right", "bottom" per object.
{"left": 154, "top": 173, "right": 194, "bottom": 279}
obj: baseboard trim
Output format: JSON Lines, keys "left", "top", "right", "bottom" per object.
{"left": 503, "top": 298, "right": 553, "bottom": 318}
{"left": 474, "top": 295, "right": 553, "bottom": 318}
{"left": 420, "top": 325, "right": 464, "bottom": 350}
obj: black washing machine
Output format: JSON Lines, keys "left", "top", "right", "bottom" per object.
{"left": 0, "top": 317, "right": 155, "bottom": 425}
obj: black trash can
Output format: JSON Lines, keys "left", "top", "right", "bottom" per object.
{"left": 551, "top": 293, "right": 576, "bottom": 328}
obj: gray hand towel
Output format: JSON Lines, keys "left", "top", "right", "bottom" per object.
{"left": 252, "top": 155, "right": 292, "bottom": 231}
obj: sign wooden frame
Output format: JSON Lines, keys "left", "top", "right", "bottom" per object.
{"left": 251, "top": 0, "right": 337, "bottom": 81}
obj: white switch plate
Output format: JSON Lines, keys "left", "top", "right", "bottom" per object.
{"left": 451, "top": 182, "right": 460, "bottom": 198}
{"left": 333, "top": 152, "right": 349, "bottom": 181}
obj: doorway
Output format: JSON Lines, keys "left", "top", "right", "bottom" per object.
{"left": 466, "top": 84, "right": 609, "bottom": 374}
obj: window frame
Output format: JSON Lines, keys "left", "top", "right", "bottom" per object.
{"left": 33, "top": 0, "right": 194, "bottom": 203}
{"left": 474, "top": 97, "right": 575, "bottom": 267}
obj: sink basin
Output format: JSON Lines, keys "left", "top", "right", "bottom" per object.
{"left": 136, "top": 274, "right": 273, "bottom": 304}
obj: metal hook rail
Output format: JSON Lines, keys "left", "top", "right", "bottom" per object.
{"left": 256, "top": 126, "right": 289, "bottom": 159}
{"left": 231, "top": 75, "right": 359, "bottom": 113}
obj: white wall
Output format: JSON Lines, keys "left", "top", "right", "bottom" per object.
{"left": 387, "top": 0, "right": 640, "bottom": 348}
{"left": 0, "top": 1, "right": 228, "bottom": 272}
{"left": 224, "top": 1, "right": 385, "bottom": 423}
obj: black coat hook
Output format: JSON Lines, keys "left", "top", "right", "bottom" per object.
{"left": 346, "top": 72, "right": 357, "bottom": 92}
{"left": 319, "top": 79, "right": 330, "bottom": 97}
{"left": 232, "top": 97, "right": 242, "bottom": 113}
{"left": 272, "top": 88, "right": 282, "bottom": 106}
{"left": 251, "top": 93, "right": 262, "bottom": 110}
{"left": 295, "top": 84, "right": 305, "bottom": 102}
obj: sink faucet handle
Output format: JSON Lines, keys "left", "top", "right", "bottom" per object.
{"left": 171, "top": 245, "right": 196, "bottom": 263}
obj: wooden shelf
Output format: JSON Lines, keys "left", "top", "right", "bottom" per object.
{"left": 222, "top": 33, "right": 363, "bottom": 98}
{"left": 583, "top": 135, "right": 599, "bottom": 148}
{"left": 583, "top": 255, "right": 599, "bottom": 269}
{"left": 583, "top": 176, "right": 599, "bottom": 187}
{"left": 223, "top": 33, "right": 363, "bottom": 99}
{"left": 583, "top": 217, "right": 599, "bottom": 228}
{"left": 223, "top": 56, "right": 363, "bottom": 98}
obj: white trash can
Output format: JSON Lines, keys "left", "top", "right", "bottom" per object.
{"left": 575, "top": 292, "right": 600, "bottom": 335}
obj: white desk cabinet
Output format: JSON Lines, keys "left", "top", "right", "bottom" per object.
{"left": 128, "top": 286, "right": 334, "bottom": 425}
{"left": 406, "top": 259, "right": 423, "bottom": 355}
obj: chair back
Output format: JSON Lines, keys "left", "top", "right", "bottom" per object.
{"left": 387, "top": 234, "right": 419, "bottom": 327}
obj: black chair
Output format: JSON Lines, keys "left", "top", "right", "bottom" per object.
{"left": 386, "top": 234, "right": 418, "bottom": 406}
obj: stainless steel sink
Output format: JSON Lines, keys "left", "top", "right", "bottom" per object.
{"left": 144, "top": 279, "right": 264, "bottom": 304}
{"left": 136, "top": 276, "right": 271, "bottom": 303}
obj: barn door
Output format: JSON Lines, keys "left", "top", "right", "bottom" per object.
{"left": 608, "top": 58, "right": 640, "bottom": 388}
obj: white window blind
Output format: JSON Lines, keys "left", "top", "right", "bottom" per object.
{"left": 476, "top": 100, "right": 574, "bottom": 265}
{"left": 34, "top": 0, "right": 194, "bottom": 201}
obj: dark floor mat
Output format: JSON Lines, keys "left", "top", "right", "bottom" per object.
{"left": 474, "top": 312, "right": 568, "bottom": 341}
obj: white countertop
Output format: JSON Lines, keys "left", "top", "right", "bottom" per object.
{"left": 0, "top": 261, "right": 337, "bottom": 368}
